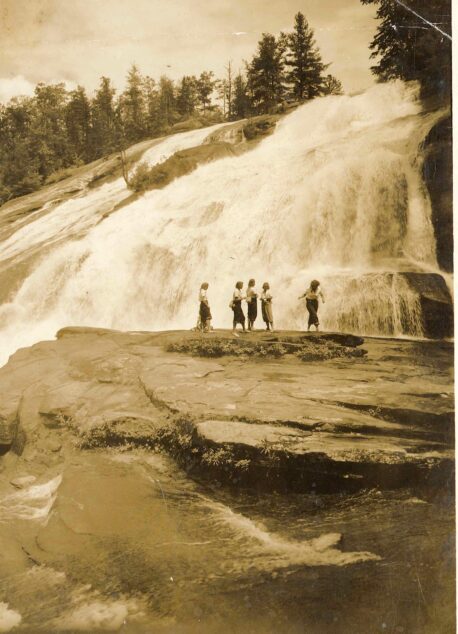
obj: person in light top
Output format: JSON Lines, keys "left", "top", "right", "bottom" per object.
{"left": 246, "top": 278, "right": 258, "bottom": 331}
{"left": 298, "top": 279, "right": 325, "bottom": 331}
{"left": 260, "top": 282, "right": 274, "bottom": 332}
{"left": 231, "top": 281, "right": 246, "bottom": 336}
{"left": 198, "top": 282, "right": 212, "bottom": 332}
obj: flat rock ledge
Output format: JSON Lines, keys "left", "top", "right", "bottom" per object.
{"left": 0, "top": 328, "right": 453, "bottom": 494}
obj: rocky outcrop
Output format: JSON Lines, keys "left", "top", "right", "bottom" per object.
{"left": 242, "top": 115, "right": 279, "bottom": 141}
{"left": 0, "top": 328, "right": 453, "bottom": 493}
{"left": 129, "top": 115, "right": 281, "bottom": 193}
{"left": 422, "top": 114, "right": 453, "bottom": 272}
{"left": 401, "top": 272, "right": 453, "bottom": 338}
{"left": 204, "top": 115, "right": 280, "bottom": 146}
{"left": 130, "top": 142, "right": 240, "bottom": 192}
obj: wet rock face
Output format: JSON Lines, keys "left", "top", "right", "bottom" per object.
{"left": 129, "top": 115, "right": 280, "bottom": 194}
{"left": 0, "top": 328, "right": 453, "bottom": 494}
{"left": 422, "top": 115, "right": 453, "bottom": 272}
{"left": 401, "top": 272, "right": 453, "bottom": 338}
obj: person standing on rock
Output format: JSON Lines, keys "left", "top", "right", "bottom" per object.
{"left": 261, "top": 282, "right": 274, "bottom": 332}
{"left": 198, "top": 282, "right": 212, "bottom": 332}
{"left": 246, "top": 279, "right": 258, "bottom": 331}
{"left": 231, "top": 281, "right": 246, "bottom": 336}
{"left": 298, "top": 280, "right": 325, "bottom": 331}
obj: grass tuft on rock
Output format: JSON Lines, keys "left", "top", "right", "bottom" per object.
{"left": 167, "top": 338, "right": 287, "bottom": 358}
{"left": 295, "top": 341, "right": 367, "bottom": 361}
{"left": 166, "top": 337, "right": 367, "bottom": 361}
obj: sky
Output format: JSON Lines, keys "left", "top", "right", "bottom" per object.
{"left": 0, "top": 0, "right": 378, "bottom": 103}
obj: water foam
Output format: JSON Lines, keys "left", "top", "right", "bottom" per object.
{"left": 0, "top": 603, "right": 21, "bottom": 632}
{"left": 0, "top": 81, "right": 446, "bottom": 364}
{"left": 0, "top": 475, "right": 62, "bottom": 522}
{"left": 206, "top": 499, "right": 380, "bottom": 568}
{"left": 0, "top": 123, "right": 225, "bottom": 267}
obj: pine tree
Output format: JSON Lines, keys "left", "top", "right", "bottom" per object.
{"left": 225, "top": 62, "right": 233, "bottom": 120}
{"left": 121, "top": 64, "right": 146, "bottom": 143}
{"left": 90, "top": 76, "right": 117, "bottom": 158}
{"left": 215, "top": 79, "right": 228, "bottom": 119}
{"left": 176, "top": 76, "right": 198, "bottom": 117}
{"left": 232, "top": 73, "right": 250, "bottom": 119}
{"left": 247, "top": 34, "right": 285, "bottom": 114}
{"left": 31, "top": 83, "right": 70, "bottom": 178}
{"left": 322, "top": 74, "right": 344, "bottom": 95}
{"left": 0, "top": 97, "right": 41, "bottom": 202}
{"left": 196, "top": 71, "right": 215, "bottom": 113}
{"left": 143, "top": 75, "right": 161, "bottom": 135}
{"left": 284, "top": 12, "right": 327, "bottom": 101}
{"left": 361, "top": 0, "right": 451, "bottom": 100}
{"left": 65, "top": 86, "right": 91, "bottom": 162}
{"left": 157, "top": 75, "right": 176, "bottom": 129}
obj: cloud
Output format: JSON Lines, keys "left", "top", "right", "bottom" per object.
{"left": 0, "top": 0, "right": 377, "bottom": 98}
{"left": 0, "top": 75, "right": 35, "bottom": 103}
{"left": 0, "top": 75, "right": 77, "bottom": 104}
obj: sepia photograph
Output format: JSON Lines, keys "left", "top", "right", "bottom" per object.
{"left": 0, "top": 0, "right": 453, "bottom": 632}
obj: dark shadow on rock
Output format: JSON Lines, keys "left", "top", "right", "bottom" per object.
{"left": 401, "top": 272, "right": 453, "bottom": 338}
{"left": 422, "top": 114, "right": 453, "bottom": 272}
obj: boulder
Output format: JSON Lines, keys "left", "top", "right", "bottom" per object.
{"left": 401, "top": 272, "right": 453, "bottom": 338}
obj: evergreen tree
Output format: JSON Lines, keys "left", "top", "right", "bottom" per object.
{"left": 247, "top": 33, "right": 285, "bottom": 114}
{"left": 158, "top": 75, "right": 176, "bottom": 128}
{"left": 322, "top": 74, "right": 344, "bottom": 95}
{"left": 176, "top": 76, "right": 198, "bottom": 117}
{"left": 215, "top": 79, "right": 228, "bottom": 119}
{"left": 284, "top": 12, "right": 327, "bottom": 100}
{"left": 361, "top": 0, "right": 451, "bottom": 101}
{"left": 232, "top": 73, "right": 250, "bottom": 119}
{"left": 31, "top": 82, "right": 70, "bottom": 178}
{"left": 196, "top": 71, "right": 215, "bottom": 113}
{"left": 121, "top": 64, "right": 146, "bottom": 143}
{"left": 1, "top": 138, "right": 41, "bottom": 199}
{"left": 65, "top": 86, "right": 91, "bottom": 162}
{"left": 90, "top": 76, "right": 117, "bottom": 158}
{"left": 0, "top": 97, "right": 41, "bottom": 202}
{"left": 143, "top": 75, "right": 160, "bottom": 135}
{"left": 225, "top": 62, "right": 233, "bottom": 120}
{"left": 0, "top": 11, "right": 345, "bottom": 206}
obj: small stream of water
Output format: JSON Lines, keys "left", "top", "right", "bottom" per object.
{"left": 0, "top": 450, "right": 453, "bottom": 633}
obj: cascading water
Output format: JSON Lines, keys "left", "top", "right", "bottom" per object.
{"left": 0, "top": 81, "right": 448, "bottom": 364}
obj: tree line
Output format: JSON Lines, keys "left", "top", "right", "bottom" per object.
{"left": 361, "top": 0, "right": 451, "bottom": 101}
{"left": 0, "top": 12, "right": 342, "bottom": 206}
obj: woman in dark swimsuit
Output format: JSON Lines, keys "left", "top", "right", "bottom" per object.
{"left": 198, "top": 282, "right": 212, "bottom": 332}
{"left": 298, "top": 279, "right": 325, "bottom": 331}
{"left": 231, "top": 281, "right": 246, "bottom": 336}
{"left": 246, "top": 278, "right": 258, "bottom": 331}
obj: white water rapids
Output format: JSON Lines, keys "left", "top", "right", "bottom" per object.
{"left": 0, "top": 81, "right": 447, "bottom": 364}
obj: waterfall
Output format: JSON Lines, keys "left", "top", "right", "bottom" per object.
{"left": 0, "top": 81, "right": 447, "bottom": 364}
